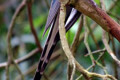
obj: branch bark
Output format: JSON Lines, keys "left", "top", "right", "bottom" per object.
{"left": 100, "top": 0, "right": 120, "bottom": 67}
{"left": 70, "top": 0, "right": 120, "bottom": 42}
{"left": 27, "top": 0, "right": 43, "bottom": 53}
{"left": 59, "top": 1, "right": 76, "bottom": 80}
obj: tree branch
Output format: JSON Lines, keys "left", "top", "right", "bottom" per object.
{"left": 100, "top": 0, "right": 120, "bottom": 67}
{"left": 71, "top": 0, "right": 120, "bottom": 42}
{"left": 0, "top": 48, "right": 39, "bottom": 68}
{"left": 27, "top": 0, "right": 43, "bottom": 53}
{"left": 59, "top": 0, "right": 117, "bottom": 80}
{"left": 6, "top": 0, "right": 27, "bottom": 80}
{"left": 70, "top": 15, "right": 83, "bottom": 56}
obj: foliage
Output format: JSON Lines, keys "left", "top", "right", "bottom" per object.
{"left": 0, "top": 0, "right": 120, "bottom": 80}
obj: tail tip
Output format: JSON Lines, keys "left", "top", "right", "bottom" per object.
{"left": 33, "top": 71, "right": 42, "bottom": 80}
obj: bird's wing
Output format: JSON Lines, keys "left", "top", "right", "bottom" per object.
{"left": 43, "top": 0, "right": 60, "bottom": 36}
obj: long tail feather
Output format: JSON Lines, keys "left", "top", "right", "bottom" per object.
{"left": 43, "top": 0, "right": 60, "bottom": 36}
{"left": 34, "top": 1, "right": 81, "bottom": 80}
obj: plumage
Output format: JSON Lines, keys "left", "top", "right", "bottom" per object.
{"left": 43, "top": 0, "right": 60, "bottom": 36}
{"left": 34, "top": 0, "right": 81, "bottom": 80}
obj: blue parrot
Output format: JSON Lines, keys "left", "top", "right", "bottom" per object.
{"left": 34, "top": 0, "right": 81, "bottom": 79}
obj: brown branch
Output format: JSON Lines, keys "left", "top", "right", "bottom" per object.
{"left": 70, "top": 15, "right": 83, "bottom": 56}
{"left": 85, "top": 48, "right": 106, "bottom": 56}
{"left": 86, "top": 17, "right": 100, "bottom": 49}
{"left": 59, "top": 1, "right": 116, "bottom": 80}
{"left": 100, "top": 0, "right": 120, "bottom": 67}
{"left": 102, "top": 32, "right": 120, "bottom": 67}
{"left": 27, "top": 0, "right": 43, "bottom": 53}
{"left": 84, "top": 15, "right": 95, "bottom": 64}
{"left": 111, "top": 36, "right": 118, "bottom": 79}
{"left": 15, "top": 50, "right": 62, "bottom": 80}
{"left": 0, "top": 47, "right": 62, "bottom": 69}
{"left": 71, "top": 0, "right": 120, "bottom": 42}
{"left": 78, "top": 22, "right": 97, "bottom": 47}
{"left": 101, "top": 1, "right": 119, "bottom": 78}
{"left": 6, "top": 0, "right": 27, "bottom": 80}
{"left": 83, "top": 15, "right": 107, "bottom": 74}
{"left": 0, "top": 48, "right": 39, "bottom": 68}
{"left": 16, "top": 64, "right": 51, "bottom": 80}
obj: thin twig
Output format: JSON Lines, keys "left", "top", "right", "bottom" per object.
{"left": 75, "top": 60, "right": 116, "bottom": 80}
{"left": 100, "top": 0, "right": 120, "bottom": 67}
{"left": 102, "top": 30, "right": 120, "bottom": 67}
{"left": 68, "top": 15, "right": 83, "bottom": 80}
{"left": 0, "top": 47, "right": 62, "bottom": 68}
{"left": 71, "top": 15, "right": 83, "bottom": 56}
{"left": 27, "top": 0, "right": 43, "bottom": 53}
{"left": 6, "top": 0, "right": 27, "bottom": 80}
{"left": 59, "top": 1, "right": 116, "bottom": 80}
{"left": 85, "top": 48, "right": 106, "bottom": 56}
{"left": 78, "top": 22, "right": 97, "bottom": 49}
{"left": 84, "top": 16, "right": 95, "bottom": 64}
{"left": 0, "top": 48, "right": 39, "bottom": 68}
{"left": 76, "top": 50, "right": 106, "bottom": 80}
{"left": 86, "top": 18, "right": 100, "bottom": 49}
{"left": 84, "top": 15, "right": 108, "bottom": 74}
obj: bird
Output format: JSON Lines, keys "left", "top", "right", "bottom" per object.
{"left": 34, "top": 0, "right": 81, "bottom": 79}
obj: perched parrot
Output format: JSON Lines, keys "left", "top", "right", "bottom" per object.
{"left": 34, "top": 0, "right": 81, "bottom": 79}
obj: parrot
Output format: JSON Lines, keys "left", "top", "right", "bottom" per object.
{"left": 34, "top": 0, "right": 81, "bottom": 79}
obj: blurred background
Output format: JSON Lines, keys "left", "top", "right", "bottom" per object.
{"left": 0, "top": 0, "right": 120, "bottom": 80}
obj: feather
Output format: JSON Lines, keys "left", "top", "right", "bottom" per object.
{"left": 43, "top": 0, "right": 60, "bottom": 36}
{"left": 34, "top": 0, "right": 81, "bottom": 79}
